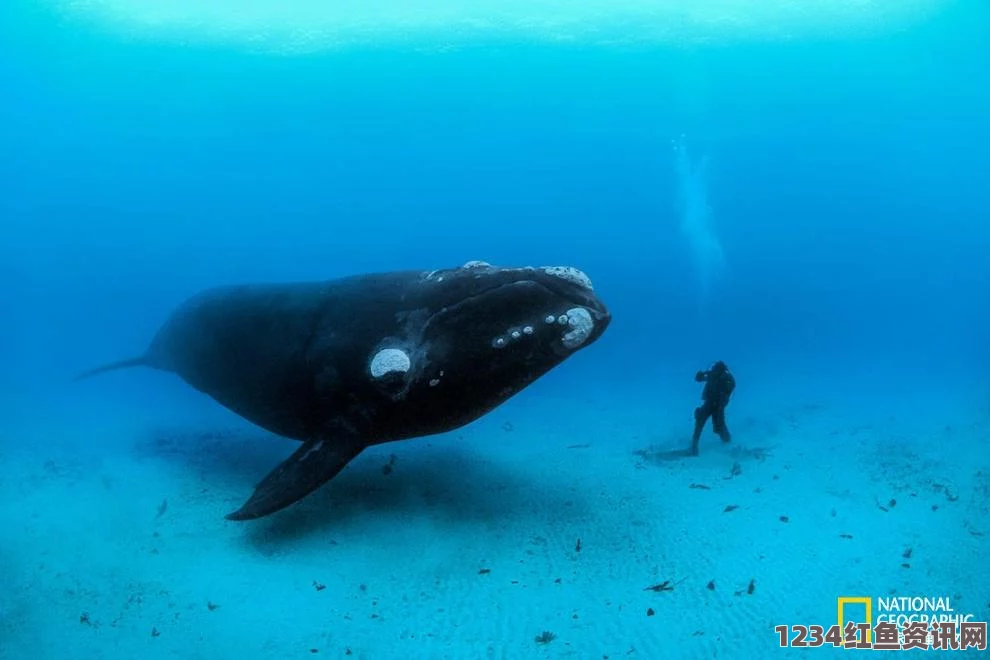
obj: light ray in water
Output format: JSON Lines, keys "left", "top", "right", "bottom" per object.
{"left": 673, "top": 134, "right": 724, "bottom": 315}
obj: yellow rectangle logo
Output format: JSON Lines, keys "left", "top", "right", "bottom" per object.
{"left": 838, "top": 597, "right": 873, "bottom": 645}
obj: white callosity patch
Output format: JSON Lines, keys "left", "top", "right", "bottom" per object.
{"left": 370, "top": 348, "right": 411, "bottom": 378}
{"left": 542, "top": 266, "right": 594, "bottom": 291}
{"left": 561, "top": 307, "right": 593, "bottom": 349}
{"left": 494, "top": 324, "right": 537, "bottom": 349}
{"left": 544, "top": 315, "right": 556, "bottom": 324}
{"left": 426, "top": 260, "right": 490, "bottom": 282}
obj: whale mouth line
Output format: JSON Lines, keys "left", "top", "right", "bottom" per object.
{"left": 422, "top": 279, "right": 556, "bottom": 334}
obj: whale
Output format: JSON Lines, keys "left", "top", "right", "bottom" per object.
{"left": 75, "top": 261, "right": 611, "bottom": 520}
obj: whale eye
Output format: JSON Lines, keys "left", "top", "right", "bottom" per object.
{"left": 370, "top": 348, "right": 411, "bottom": 378}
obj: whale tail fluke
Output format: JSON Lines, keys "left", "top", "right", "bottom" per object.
{"left": 72, "top": 356, "right": 148, "bottom": 382}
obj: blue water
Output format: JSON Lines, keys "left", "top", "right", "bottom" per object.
{"left": 2, "top": 1, "right": 989, "bottom": 658}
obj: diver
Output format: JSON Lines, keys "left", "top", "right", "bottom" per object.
{"left": 690, "top": 360, "right": 735, "bottom": 455}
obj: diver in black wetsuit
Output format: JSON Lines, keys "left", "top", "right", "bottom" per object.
{"left": 690, "top": 360, "right": 735, "bottom": 455}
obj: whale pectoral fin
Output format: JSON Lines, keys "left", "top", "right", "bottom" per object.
{"left": 225, "top": 434, "right": 366, "bottom": 521}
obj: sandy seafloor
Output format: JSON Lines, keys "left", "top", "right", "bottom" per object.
{"left": 1, "top": 377, "right": 988, "bottom": 659}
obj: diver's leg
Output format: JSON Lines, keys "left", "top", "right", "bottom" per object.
{"left": 691, "top": 404, "right": 710, "bottom": 455}
{"left": 713, "top": 406, "right": 731, "bottom": 443}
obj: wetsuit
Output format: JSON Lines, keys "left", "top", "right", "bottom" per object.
{"left": 691, "top": 361, "right": 735, "bottom": 453}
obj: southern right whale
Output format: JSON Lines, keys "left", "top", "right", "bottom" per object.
{"left": 75, "top": 261, "right": 612, "bottom": 520}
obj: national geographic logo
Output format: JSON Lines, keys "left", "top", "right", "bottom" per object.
{"left": 839, "top": 596, "right": 981, "bottom": 646}
{"left": 775, "top": 596, "right": 986, "bottom": 650}
{"left": 840, "top": 596, "right": 977, "bottom": 630}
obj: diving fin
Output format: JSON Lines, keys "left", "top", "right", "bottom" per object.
{"left": 225, "top": 434, "right": 366, "bottom": 521}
